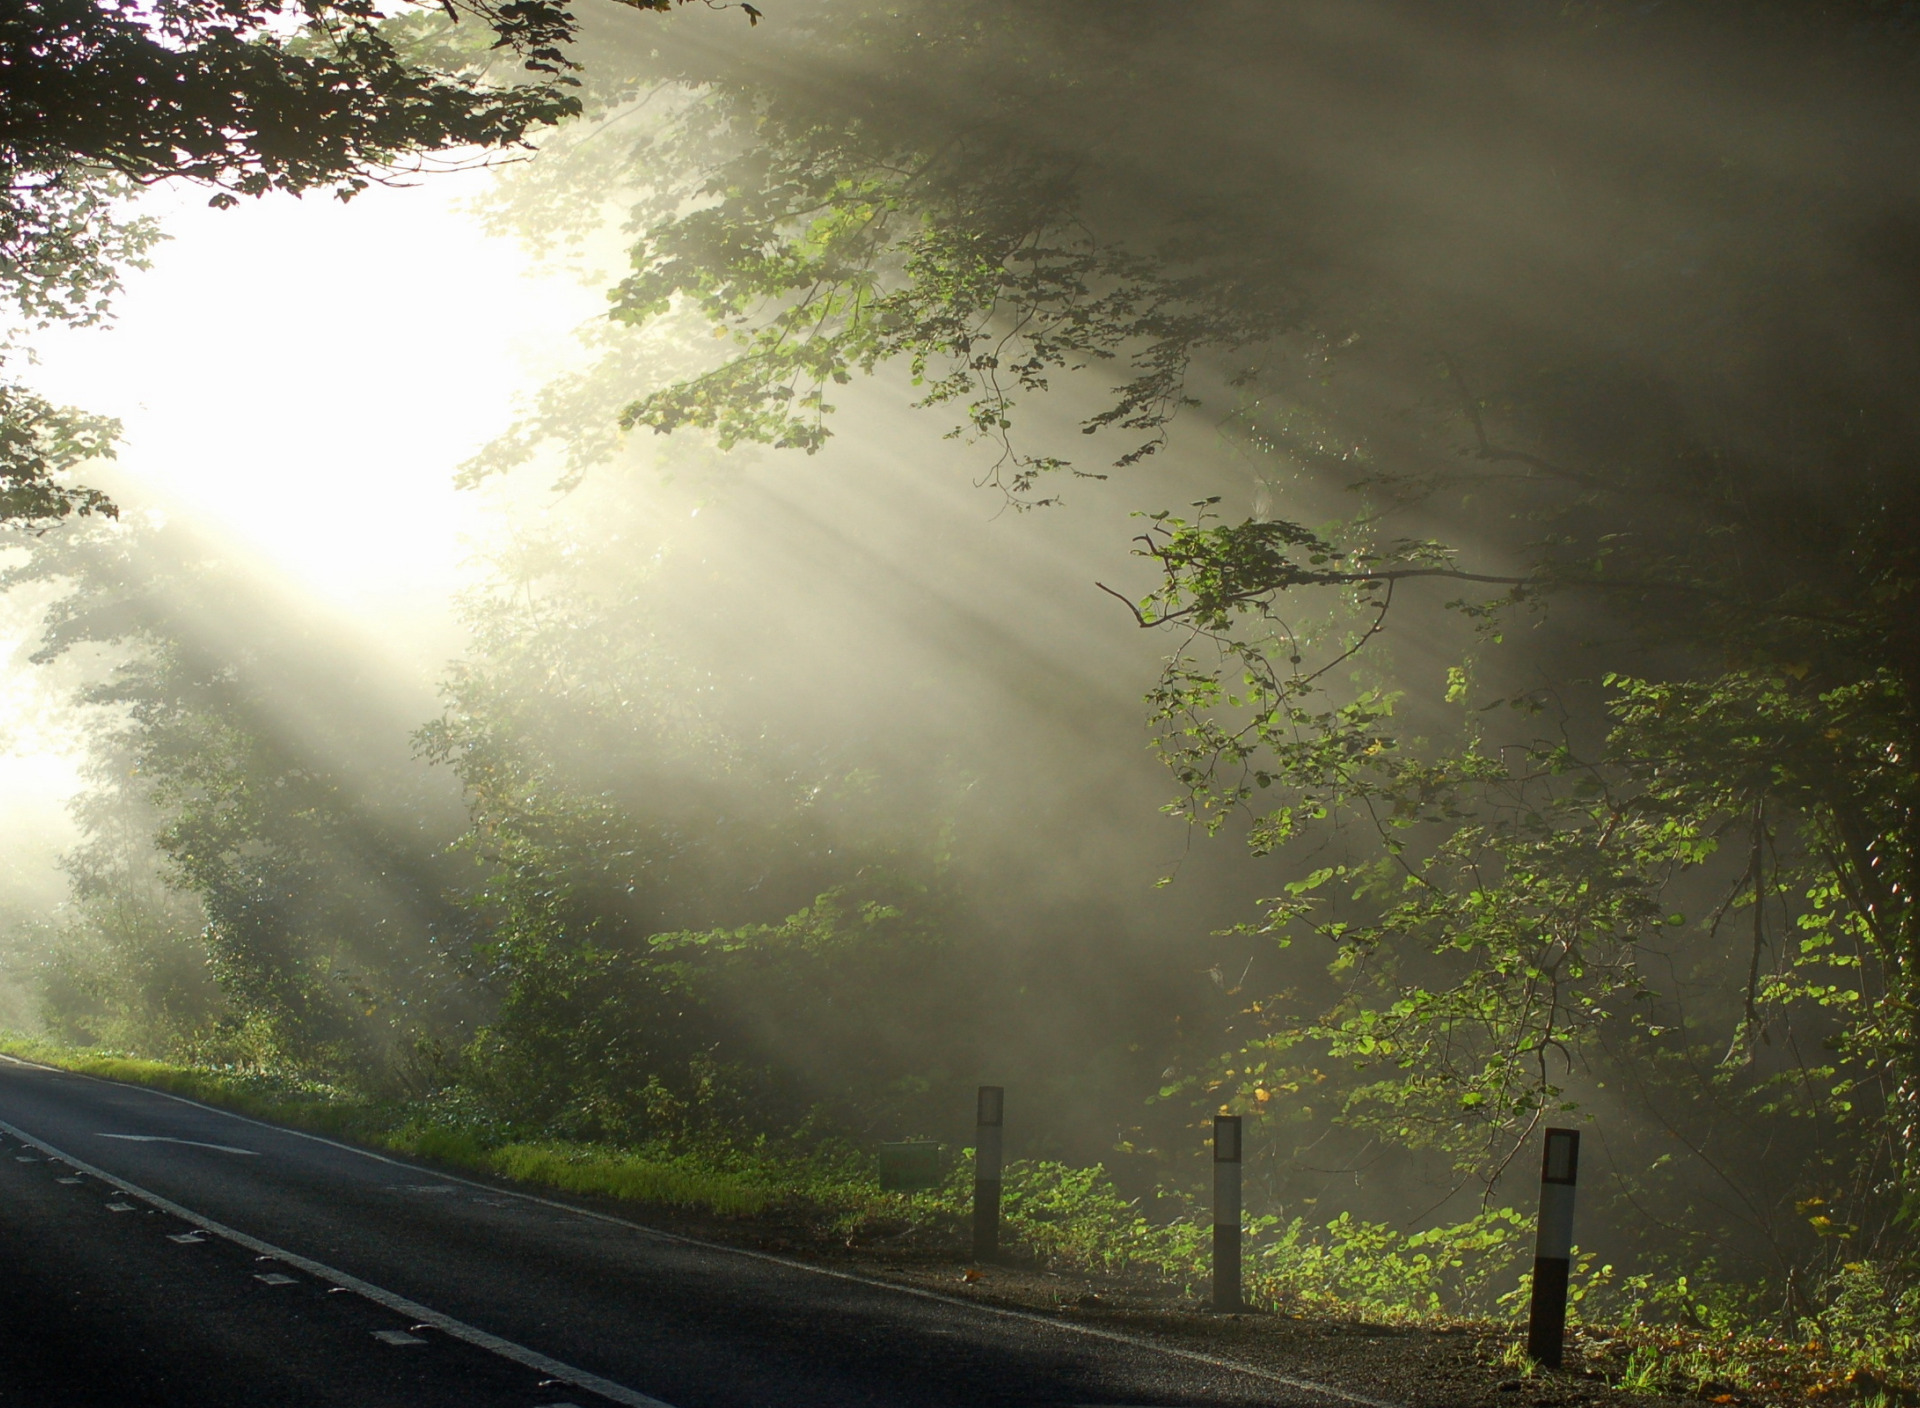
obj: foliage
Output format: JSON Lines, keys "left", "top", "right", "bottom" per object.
{"left": 1566, "top": 1259, "right": 1920, "bottom": 1405}
{"left": 0, "top": 0, "right": 755, "bottom": 533}
{"left": 466, "top": 1, "right": 1282, "bottom": 502}
{"left": 1251, "top": 1208, "right": 1531, "bottom": 1320}
{"left": 449, "top": 0, "right": 1920, "bottom": 1321}
{"left": 0, "top": 381, "right": 123, "bottom": 529}
{"left": 412, "top": 481, "right": 997, "bottom": 1139}
{"left": 2, "top": 0, "right": 581, "bottom": 207}
{"left": 481, "top": 1140, "right": 772, "bottom": 1214}
{"left": 45, "top": 1029, "right": 1920, "bottom": 1404}
{"left": 6, "top": 520, "right": 474, "bottom": 1076}
{"left": 22, "top": 724, "right": 220, "bottom": 1053}
{"left": 450, "top": 872, "right": 964, "bottom": 1141}
{"left": 13, "top": 0, "right": 1920, "bottom": 1363}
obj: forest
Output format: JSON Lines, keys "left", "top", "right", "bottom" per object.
{"left": 2, "top": 0, "right": 1918, "bottom": 1399}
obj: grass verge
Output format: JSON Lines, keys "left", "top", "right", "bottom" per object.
{"left": 5, "top": 1036, "right": 1907, "bottom": 1404}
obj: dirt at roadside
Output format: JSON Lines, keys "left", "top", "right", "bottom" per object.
{"left": 552, "top": 1192, "right": 1713, "bottom": 1408}
{"left": 838, "top": 1257, "right": 1705, "bottom": 1408}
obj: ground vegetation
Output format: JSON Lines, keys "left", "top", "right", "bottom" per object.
{"left": 7, "top": 0, "right": 1920, "bottom": 1400}
{"left": 452, "top": 0, "right": 1920, "bottom": 1371}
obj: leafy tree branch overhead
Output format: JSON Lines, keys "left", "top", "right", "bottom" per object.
{"left": 0, "top": 0, "right": 758, "bottom": 532}
{"left": 467, "top": 0, "right": 1920, "bottom": 1286}
{"left": 8, "top": 0, "right": 1920, "bottom": 1354}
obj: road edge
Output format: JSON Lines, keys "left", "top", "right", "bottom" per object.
{"left": 0, "top": 1051, "right": 1400, "bottom": 1408}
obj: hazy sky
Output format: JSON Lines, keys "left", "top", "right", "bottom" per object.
{"left": 30, "top": 171, "right": 597, "bottom": 621}
{"left": 2, "top": 168, "right": 599, "bottom": 900}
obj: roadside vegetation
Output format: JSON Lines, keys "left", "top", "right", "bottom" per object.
{"left": 3, "top": 1, "right": 1920, "bottom": 1406}
{"left": 11, "top": 1033, "right": 1920, "bottom": 1404}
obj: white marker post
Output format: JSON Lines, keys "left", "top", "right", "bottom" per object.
{"left": 972, "top": 1086, "right": 1004, "bottom": 1263}
{"left": 1527, "top": 1127, "right": 1580, "bottom": 1368}
{"left": 1212, "top": 1114, "right": 1243, "bottom": 1311}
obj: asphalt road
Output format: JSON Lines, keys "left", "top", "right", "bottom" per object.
{"left": 0, "top": 1057, "right": 1388, "bottom": 1408}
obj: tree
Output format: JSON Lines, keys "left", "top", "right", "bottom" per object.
{"left": 466, "top": 0, "right": 1920, "bottom": 1290}
{"left": 0, "top": 0, "right": 755, "bottom": 531}
{"left": 9, "top": 519, "right": 478, "bottom": 1076}
{"left": 33, "top": 724, "right": 220, "bottom": 1053}
{"left": 417, "top": 474, "right": 986, "bottom": 1137}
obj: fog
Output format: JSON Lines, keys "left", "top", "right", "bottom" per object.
{"left": 2, "top": 0, "right": 1914, "bottom": 1310}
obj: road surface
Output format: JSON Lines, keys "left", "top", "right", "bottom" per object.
{"left": 0, "top": 1056, "right": 1386, "bottom": 1408}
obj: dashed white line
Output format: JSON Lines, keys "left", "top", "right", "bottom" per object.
{"left": 2, "top": 1054, "right": 1398, "bottom": 1408}
{"left": 97, "top": 1133, "right": 259, "bottom": 1156}
{"left": 0, "top": 1117, "right": 675, "bottom": 1408}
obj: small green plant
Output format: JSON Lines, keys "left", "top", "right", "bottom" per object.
{"left": 1616, "top": 1344, "right": 1663, "bottom": 1394}
{"left": 18, "top": 1028, "right": 1920, "bottom": 1406}
{"left": 1495, "top": 1339, "right": 1537, "bottom": 1378}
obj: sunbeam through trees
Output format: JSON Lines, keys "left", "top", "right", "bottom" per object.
{"left": 3, "top": 1, "right": 1920, "bottom": 1398}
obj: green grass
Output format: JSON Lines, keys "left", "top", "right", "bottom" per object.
{"left": 0, "top": 1036, "right": 876, "bottom": 1221}
{"left": 484, "top": 1142, "right": 771, "bottom": 1215}
{"left": 0, "top": 1039, "right": 382, "bottom": 1137}
{"left": 11, "top": 1035, "right": 1915, "bottom": 1403}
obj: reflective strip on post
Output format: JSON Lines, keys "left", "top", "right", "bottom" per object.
{"left": 972, "top": 1085, "right": 1004, "bottom": 1263}
{"left": 1527, "top": 1127, "right": 1580, "bottom": 1368}
{"left": 1212, "top": 1114, "right": 1243, "bottom": 1312}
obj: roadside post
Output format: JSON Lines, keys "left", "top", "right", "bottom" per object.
{"left": 1213, "top": 1114, "right": 1243, "bottom": 1311}
{"left": 1527, "top": 1127, "right": 1581, "bottom": 1368}
{"left": 972, "top": 1085, "right": 1004, "bottom": 1262}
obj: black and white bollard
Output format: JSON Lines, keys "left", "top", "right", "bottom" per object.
{"left": 1213, "top": 1114, "right": 1243, "bottom": 1311}
{"left": 972, "top": 1085, "right": 1004, "bottom": 1262}
{"left": 1526, "top": 1127, "right": 1580, "bottom": 1368}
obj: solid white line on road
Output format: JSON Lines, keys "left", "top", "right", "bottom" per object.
{"left": 98, "top": 1133, "right": 259, "bottom": 1156}
{"left": 372, "top": 1330, "right": 427, "bottom": 1346}
{"left": 255, "top": 1273, "right": 297, "bottom": 1285}
{"left": 0, "top": 1055, "right": 1397, "bottom": 1408}
{"left": 0, "top": 1117, "right": 676, "bottom": 1408}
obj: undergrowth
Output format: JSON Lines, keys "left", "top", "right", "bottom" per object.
{"left": 7, "top": 1035, "right": 1912, "bottom": 1404}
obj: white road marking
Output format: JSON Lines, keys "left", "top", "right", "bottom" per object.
{"left": 371, "top": 1330, "right": 426, "bottom": 1346}
{"left": 0, "top": 1116, "right": 675, "bottom": 1408}
{"left": 255, "top": 1272, "right": 297, "bottom": 1285}
{"left": 56, "top": 1176, "right": 82, "bottom": 1185}
{"left": 14, "top": 1155, "right": 39, "bottom": 1162}
{"left": 168, "top": 1232, "right": 207, "bottom": 1244}
{"left": 97, "top": 1134, "right": 259, "bottom": 1156}
{"left": 1, "top": 1055, "right": 1395, "bottom": 1408}
{"left": 104, "top": 1201, "right": 136, "bottom": 1212}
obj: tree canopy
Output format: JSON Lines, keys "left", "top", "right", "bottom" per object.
{"left": 12, "top": 0, "right": 1920, "bottom": 1343}
{"left": 0, "top": 0, "right": 750, "bottom": 531}
{"left": 457, "top": 0, "right": 1920, "bottom": 1285}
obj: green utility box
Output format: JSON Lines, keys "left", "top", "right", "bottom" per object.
{"left": 877, "top": 1140, "right": 942, "bottom": 1192}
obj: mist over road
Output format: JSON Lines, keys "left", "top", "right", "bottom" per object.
{"left": 0, "top": 1058, "right": 1370, "bottom": 1408}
